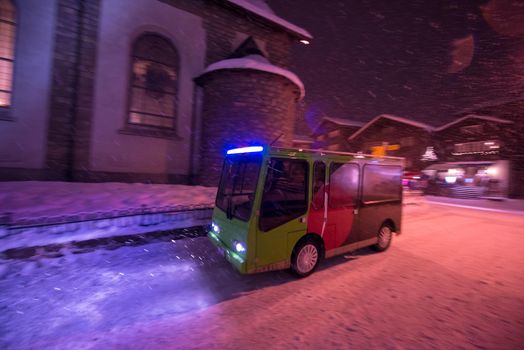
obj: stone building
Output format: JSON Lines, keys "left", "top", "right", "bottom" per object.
{"left": 0, "top": 0, "right": 310, "bottom": 186}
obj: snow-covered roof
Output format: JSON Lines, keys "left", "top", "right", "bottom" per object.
{"left": 320, "top": 116, "right": 365, "bottom": 128}
{"left": 348, "top": 114, "right": 434, "bottom": 141}
{"left": 292, "top": 139, "right": 313, "bottom": 144}
{"left": 434, "top": 114, "right": 514, "bottom": 131}
{"left": 201, "top": 54, "right": 305, "bottom": 99}
{"left": 292, "top": 135, "right": 313, "bottom": 144}
{"left": 226, "top": 0, "right": 313, "bottom": 39}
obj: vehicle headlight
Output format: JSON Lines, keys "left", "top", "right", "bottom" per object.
{"left": 211, "top": 222, "right": 220, "bottom": 234}
{"left": 234, "top": 241, "right": 246, "bottom": 253}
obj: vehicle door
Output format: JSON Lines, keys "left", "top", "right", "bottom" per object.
{"left": 326, "top": 162, "right": 360, "bottom": 248}
{"left": 256, "top": 158, "right": 309, "bottom": 267}
{"left": 307, "top": 161, "right": 334, "bottom": 248}
{"left": 358, "top": 164, "right": 403, "bottom": 241}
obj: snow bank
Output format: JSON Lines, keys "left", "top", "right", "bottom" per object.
{"left": 0, "top": 181, "right": 217, "bottom": 225}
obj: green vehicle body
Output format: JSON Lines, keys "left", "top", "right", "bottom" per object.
{"left": 208, "top": 146, "right": 403, "bottom": 274}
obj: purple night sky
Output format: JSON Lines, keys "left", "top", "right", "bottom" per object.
{"left": 267, "top": 0, "right": 524, "bottom": 133}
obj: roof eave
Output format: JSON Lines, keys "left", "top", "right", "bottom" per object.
{"left": 224, "top": 0, "right": 313, "bottom": 40}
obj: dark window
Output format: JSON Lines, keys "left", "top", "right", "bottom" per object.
{"left": 216, "top": 154, "right": 262, "bottom": 221}
{"left": 128, "top": 33, "right": 178, "bottom": 129}
{"left": 259, "top": 158, "right": 308, "bottom": 231}
{"left": 362, "top": 165, "right": 402, "bottom": 203}
{"left": 460, "top": 124, "right": 483, "bottom": 135}
{"left": 311, "top": 161, "right": 325, "bottom": 210}
{"left": 329, "top": 163, "right": 359, "bottom": 208}
{"left": 0, "top": 0, "right": 15, "bottom": 108}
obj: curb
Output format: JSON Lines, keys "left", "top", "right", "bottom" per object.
{"left": 425, "top": 200, "right": 524, "bottom": 215}
{"left": 1, "top": 206, "right": 214, "bottom": 253}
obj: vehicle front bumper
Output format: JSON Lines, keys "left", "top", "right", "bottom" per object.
{"left": 207, "top": 231, "right": 247, "bottom": 273}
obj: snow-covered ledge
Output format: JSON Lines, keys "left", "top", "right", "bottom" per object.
{"left": 201, "top": 54, "right": 305, "bottom": 99}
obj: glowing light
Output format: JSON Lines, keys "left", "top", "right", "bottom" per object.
{"left": 448, "top": 168, "right": 462, "bottom": 176}
{"left": 234, "top": 241, "right": 246, "bottom": 253}
{"left": 445, "top": 176, "right": 457, "bottom": 184}
{"left": 211, "top": 222, "right": 220, "bottom": 234}
{"left": 487, "top": 167, "right": 497, "bottom": 176}
{"left": 484, "top": 141, "right": 495, "bottom": 146}
{"left": 300, "top": 39, "right": 310, "bottom": 45}
{"left": 226, "top": 146, "right": 264, "bottom": 155}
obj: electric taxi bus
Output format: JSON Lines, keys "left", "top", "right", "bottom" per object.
{"left": 208, "top": 145, "right": 403, "bottom": 277}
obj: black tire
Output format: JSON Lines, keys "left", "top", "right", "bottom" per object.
{"left": 291, "top": 238, "right": 321, "bottom": 277}
{"left": 372, "top": 224, "right": 393, "bottom": 252}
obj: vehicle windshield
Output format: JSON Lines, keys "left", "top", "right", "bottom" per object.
{"left": 216, "top": 153, "right": 262, "bottom": 221}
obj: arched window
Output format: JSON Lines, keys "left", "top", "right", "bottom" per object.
{"left": 0, "top": 0, "right": 16, "bottom": 108}
{"left": 128, "top": 33, "right": 178, "bottom": 129}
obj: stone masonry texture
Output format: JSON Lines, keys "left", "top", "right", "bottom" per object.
{"left": 197, "top": 69, "right": 300, "bottom": 186}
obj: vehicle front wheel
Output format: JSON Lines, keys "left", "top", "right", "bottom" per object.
{"left": 291, "top": 239, "right": 321, "bottom": 277}
{"left": 373, "top": 224, "right": 393, "bottom": 252}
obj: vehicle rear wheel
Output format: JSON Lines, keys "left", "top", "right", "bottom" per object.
{"left": 373, "top": 224, "right": 393, "bottom": 252}
{"left": 291, "top": 238, "right": 320, "bottom": 277}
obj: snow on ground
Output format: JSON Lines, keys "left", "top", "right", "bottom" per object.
{"left": 0, "top": 182, "right": 217, "bottom": 223}
{"left": 1, "top": 203, "right": 523, "bottom": 349}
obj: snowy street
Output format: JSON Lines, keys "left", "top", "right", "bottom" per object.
{"left": 1, "top": 202, "right": 523, "bottom": 349}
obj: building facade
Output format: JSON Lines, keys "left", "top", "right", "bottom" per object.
{"left": 310, "top": 116, "right": 363, "bottom": 151}
{"left": 0, "top": 0, "right": 310, "bottom": 186}
{"left": 347, "top": 114, "right": 434, "bottom": 171}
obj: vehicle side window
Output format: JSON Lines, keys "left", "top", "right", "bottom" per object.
{"left": 259, "top": 158, "right": 308, "bottom": 231}
{"left": 329, "top": 163, "right": 359, "bottom": 208}
{"left": 362, "top": 165, "right": 402, "bottom": 203}
{"left": 311, "top": 161, "right": 325, "bottom": 210}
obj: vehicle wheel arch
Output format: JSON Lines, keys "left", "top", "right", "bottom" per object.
{"left": 382, "top": 218, "right": 397, "bottom": 234}
{"left": 290, "top": 233, "right": 324, "bottom": 277}
{"left": 294, "top": 233, "right": 325, "bottom": 259}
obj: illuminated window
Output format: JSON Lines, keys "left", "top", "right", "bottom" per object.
{"left": 128, "top": 33, "right": 178, "bottom": 129}
{"left": 453, "top": 140, "right": 500, "bottom": 154}
{"left": 0, "top": 0, "right": 16, "bottom": 108}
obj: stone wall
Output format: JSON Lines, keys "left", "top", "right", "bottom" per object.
{"left": 46, "top": 0, "right": 100, "bottom": 180}
{"left": 197, "top": 70, "right": 300, "bottom": 186}
{"left": 160, "top": 0, "right": 295, "bottom": 68}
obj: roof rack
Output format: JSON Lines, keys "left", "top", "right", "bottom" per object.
{"left": 271, "top": 146, "right": 405, "bottom": 161}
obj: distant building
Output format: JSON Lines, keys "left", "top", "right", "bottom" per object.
{"left": 437, "top": 98, "right": 524, "bottom": 198}
{"left": 427, "top": 114, "right": 517, "bottom": 198}
{"left": 292, "top": 135, "right": 314, "bottom": 149}
{"left": 347, "top": 114, "right": 434, "bottom": 171}
{"left": 311, "top": 116, "right": 364, "bottom": 151}
{"left": 0, "top": 0, "right": 311, "bottom": 186}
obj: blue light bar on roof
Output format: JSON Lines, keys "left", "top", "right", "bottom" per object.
{"left": 226, "top": 146, "right": 264, "bottom": 155}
